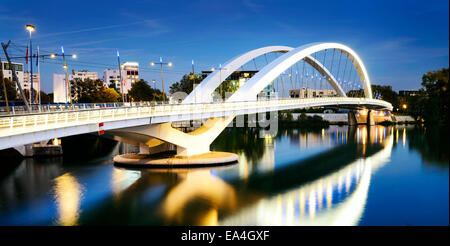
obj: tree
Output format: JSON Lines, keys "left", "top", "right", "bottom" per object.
{"left": 24, "top": 88, "right": 38, "bottom": 103}
{"left": 371, "top": 85, "right": 399, "bottom": 109}
{"left": 0, "top": 77, "right": 18, "bottom": 101}
{"left": 40, "top": 91, "right": 53, "bottom": 103}
{"left": 97, "top": 88, "right": 121, "bottom": 102}
{"left": 70, "top": 78, "right": 120, "bottom": 103}
{"left": 24, "top": 88, "right": 53, "bottom": 103}
{"left": 129, "top": 79, "right": 165, "bottom": 102}
{"left": 169, "top": 73, "right": 203, "bottom": 94}
{"left": 421, "top": 68, "right": 449, "bottom": 125}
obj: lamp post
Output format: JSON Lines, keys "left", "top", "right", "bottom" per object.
{"left": 211, "top": 64, "right": 227, "bottom": 100}
{"left": 26, "top": 24, "right": 35, "bottom": 104}
{"left": 151, "top": 57, "right": 172, "bottom": 103}
{"left": 61, "top": 46, "right": 71, "bottom": 104}
{"left": 55, "top": 46, "right": 77, "bottom": 104}
{"left": 7, "top": 50, "right": 76, "bottom": 106}
{"left": 117, "top": 50, "right": 125, "bottom": 103}
{"left": 191, "top": 59, "right": 197, "bottom": 103}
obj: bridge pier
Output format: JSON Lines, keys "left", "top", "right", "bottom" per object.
{"left": 110, "top": 119, "right": 238, "bottom": 167}
{"left": 348, "top": 111, "right": 358, "bottom": 126}
{"left": 139, "top": 142, "right": 175, "bottom": 155}
{"left": 367, "top": 110, "right": 375, "bottom": 126}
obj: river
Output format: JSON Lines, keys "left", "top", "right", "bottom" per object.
{"left": 0, "top": 125, "right": 448, "bottom": 226}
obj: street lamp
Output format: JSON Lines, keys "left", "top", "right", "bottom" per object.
{"left": 116, "top": 50, "right": 124, "bottom": 103}
{"left": 59, "top": 46, "right": 77, "bottom": 104}
{"left": 8, "top": 49, "right": 76, "bottom": 105}
{"left": 211, "top": 64, "right": 227, "bottom": 100}
{"left": 150, "top": 57, "right": 172, "bottom": 103}
{"left": 26, "top": 24, "right": 35, "bottom": 104}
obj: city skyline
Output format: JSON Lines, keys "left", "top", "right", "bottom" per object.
{"left": 0, "top": 0, "right": 449, "bottom": 93}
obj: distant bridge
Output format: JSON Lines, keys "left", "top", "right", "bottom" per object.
{"left": 0, "top": 42, "right": 392, "bottom": 157}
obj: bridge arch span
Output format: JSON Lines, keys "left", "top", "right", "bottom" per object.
{"left": 228, "top": 42, "right": 373, "bottom": 102}
{"left": 183, "top": 46, "right": 292, "bottom": 104}
{"left": 183, "top": 45, "right": 347, "bottom": 104}
{"left": 112, "top": 43, "right": 376, "bottom": 157}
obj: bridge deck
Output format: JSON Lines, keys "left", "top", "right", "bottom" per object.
{"left": 0, "top": 97, "right": 392, "bottom": 150}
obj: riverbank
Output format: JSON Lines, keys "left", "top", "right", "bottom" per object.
{"left": 280, "top": 112, "right": 417, "bottom": 127}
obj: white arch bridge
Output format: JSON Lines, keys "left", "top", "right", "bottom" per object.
{"left": 0, "top": 42, "right": 392, "bottom": 158}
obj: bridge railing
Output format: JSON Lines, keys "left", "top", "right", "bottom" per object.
{"left": 0, "top": 98, "right": 392, "bottom": 134}
{"left": 0, "top": 101, "right": 166, "bottom": 116}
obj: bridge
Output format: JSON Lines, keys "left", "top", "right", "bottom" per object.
{"left": 0, "top": 42, "right": 392, "bottom": 162}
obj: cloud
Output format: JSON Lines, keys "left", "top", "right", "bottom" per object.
{"left": 34, "top": 21, "right": 146, "bottom": 39}
{"left": 376, "top": 38, "right": 418, "bottom": 51}
{"left": 242, "top": 0, "right": 264, "bottom": 12}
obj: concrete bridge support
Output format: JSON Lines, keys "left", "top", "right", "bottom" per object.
{"left": 108, "top": 116, "right": 235, "bottom": 158}
{"left": 367, "top": 110, "right": 375, "bottom": 126}
{"left": 348, "top": 111, "right": 358, "bottom": 126}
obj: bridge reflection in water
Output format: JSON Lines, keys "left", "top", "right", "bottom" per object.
{"left": 0, "top": 125, "right": 404, "bottom": 226}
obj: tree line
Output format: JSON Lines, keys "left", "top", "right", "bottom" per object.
{"left": 0, "top": 77, "right": 53, "bottom": 103}
{"left": 69, "top": 78, "right": 167, "bottom": 103}
{"left": 347, "top": 68, "right": 448, "bottom": 125}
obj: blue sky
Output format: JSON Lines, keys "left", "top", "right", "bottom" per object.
{"left": 0, "top": 0, "right": 448, "bottom": 93}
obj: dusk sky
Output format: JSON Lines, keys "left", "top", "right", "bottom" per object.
{"left": 0, "top": 0, "right": 448, "bottom": 93}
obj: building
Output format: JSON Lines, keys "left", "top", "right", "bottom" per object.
{"left": 122, "top": 62, "right": 139, "bottom": 93}
{"left": 70, "top": 70, "right": 98, "bottom": 81}
{"left": 103, "top": 69, "right": 125, "bottom": 90}
{"left": 1, "top": 61, "right": 24, "bottom": 89}
{"left": 23, "top": 72, "right": 40, "bottom": 92}
{"left": 53, "top": 70, "right": 98, "bottom": 103}
{"left": 289, "top": 88, "right": 337, "bottom": 98}
{"left": 399, "top": 90, "right": 420, "bottom": 97}
{"left": 103, "top": 62, "right": 140, "bottom": 95}
{"left": 53, "top": 74, "right": 67, "bottom": 103}
{"left": 200, "top": 70, "right": 276, "bottom": 99}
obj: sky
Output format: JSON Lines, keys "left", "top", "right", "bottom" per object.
{"left": 0, "top": 0, "right": 448, "bottom": 93}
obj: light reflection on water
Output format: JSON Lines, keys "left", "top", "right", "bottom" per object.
{"left": 53, "top": 173, "right": 83, "bottom": 226}
{"left": 0, "top": 125, "right": 447, "bottom": 226}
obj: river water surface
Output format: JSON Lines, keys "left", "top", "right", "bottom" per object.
{"left": 0, "top": 125, "right": 448, "bottom": 226}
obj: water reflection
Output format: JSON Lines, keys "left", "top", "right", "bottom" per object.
{"left": 111, "top": 168, "right": 141, "bottom": 199}
{"left": 160, "top": 170, "right": 237, "bottom": 225}
{"left": 0, "top": 125, "right": 447, "bottom": 225}
{"left": 219, "top": 130, "right": 393, "bottom": 225}
{"left": 406, "top": 126, "right": 449, "bottom": 167}
{"left": 53, "top": 173, "right": 83, "bottom": 226}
